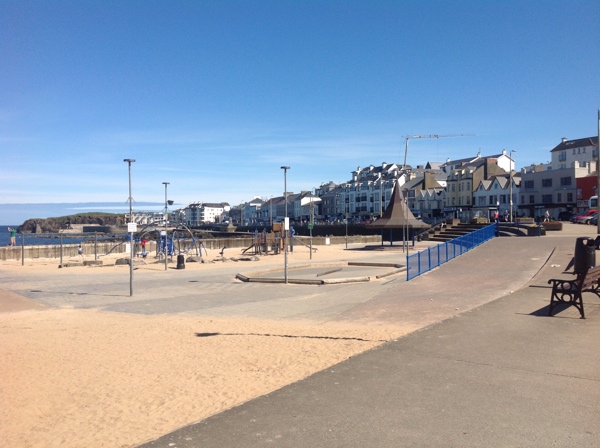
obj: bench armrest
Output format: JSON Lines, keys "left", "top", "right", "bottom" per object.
{"left": 548, "top": 278, "right": 580, "bottom": 291}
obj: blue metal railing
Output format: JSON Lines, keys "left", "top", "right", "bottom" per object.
{"left": 406, "top": 224, "right": 496, "bottom": 280}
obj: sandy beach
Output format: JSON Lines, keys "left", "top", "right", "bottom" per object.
{"left": 0, "top": 243, "right": 419, "bottom": 448}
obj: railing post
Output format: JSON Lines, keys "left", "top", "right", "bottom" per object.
{"left": 428, "top": 247, "right": 432, "bottom": 270}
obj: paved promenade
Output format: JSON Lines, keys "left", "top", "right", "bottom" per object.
{"left": 2, "top": 224, "right": 599, "bottom": 447}
{"left": 140, "top": 227, "right": 599, "bottom": 448}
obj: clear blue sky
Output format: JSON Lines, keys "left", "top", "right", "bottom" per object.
{"left": 1, "top": 0, "right": 599, "bottom": 221}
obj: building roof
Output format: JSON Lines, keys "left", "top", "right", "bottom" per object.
{"left": 550, "top": 136, "right": 599, "bottom": 152}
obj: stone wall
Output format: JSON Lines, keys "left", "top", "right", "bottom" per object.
{"left": 0, "top": 235, "right": 382, "bottom": 261}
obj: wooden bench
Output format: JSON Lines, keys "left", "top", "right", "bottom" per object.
{"left": 548, "top": 265, "right": 600, "bottom": 319}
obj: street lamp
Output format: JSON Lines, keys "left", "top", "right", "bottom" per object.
{"left": 162, "top": 182, "right": 169, "bottom": 271}
{"left": 281, "top": 166, "right": 290, "bottom": 284}
{"left": 124, "top": 159, "right": 135, "bottom": 296}
{"left": 380, "top": 176, "right": 384, "bottom": 218}
{"left": 509, "top": 150, "right": 516, "bottom": 223}
{"left": 345, "top": 186, "right": 349, "bottom": 249}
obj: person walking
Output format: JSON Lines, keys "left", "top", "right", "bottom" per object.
{"left": 141, "top": 238, "right": 147, "bottom": 256}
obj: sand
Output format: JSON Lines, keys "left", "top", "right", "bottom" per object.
{"left": 0, "top": 244, "right": 417, "bottom": 448}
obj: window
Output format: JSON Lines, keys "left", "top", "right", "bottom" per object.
{"left": 542, "top": 178, "right": 552, "bottom": 187}
{"left": 567, "top": 193, "right": 573, "bottom": 202}
{"left": 542, "top": 194, "right": 553, "bottom": 203}
{"left": 500, "top": 195, "right": 507, "bottom": 204}
{"left": 558, "top": 151, "right": 566, "bottom": 161}
{"left": 560, "top": 177, "right": 572, "bottom": 186}
{"left": 529, "top": 195, "right": 535, "bottom": 204}
{"left": 521, "top": 195, "right": 525, "bottom": 204}
{"left": 524, "top": 180, "right": 534, "bottom": 189}
{"left": 478, "top": 197, "right": 486, "bottom": 206}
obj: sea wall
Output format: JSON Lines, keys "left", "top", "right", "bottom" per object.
{"left": 0, "top": 235, "right": 382, "bottom": 261}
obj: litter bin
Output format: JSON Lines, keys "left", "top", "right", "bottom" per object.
{"left": 177, "top": 254, "right": 185, "bottom": 270}
{"left": 573, "top": 237, "right": 595, "bottom": 275}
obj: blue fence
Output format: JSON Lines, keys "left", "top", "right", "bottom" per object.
{"left": 406, "top": 224, "right": 496, "bottom": 280}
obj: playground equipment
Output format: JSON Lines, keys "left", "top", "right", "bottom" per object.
{"left": 104, "top": 223, "right": 206, "bottom": 262}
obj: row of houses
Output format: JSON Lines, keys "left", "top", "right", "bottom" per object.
{"left": 169, "top": 136, "right": 599, "bottom": 226}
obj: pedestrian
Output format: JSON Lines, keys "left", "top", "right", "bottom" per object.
{"left": 141, "top": 238, "right": 147, "bottom": 256}
{"left": 8, "top": 227, "right": 17, "bottom": 246}
{"left": 77, "top": 244, "right": 84, "bottom": 259}
{"left": 545, "top": 210, "right": 550, "bottom": 222}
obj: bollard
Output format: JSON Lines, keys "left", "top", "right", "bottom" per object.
{"left": 177, "top": 254, "right": 185, "bottom": 269}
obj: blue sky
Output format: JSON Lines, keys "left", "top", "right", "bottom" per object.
{"left": 1, "top": 0, "right": 599, "bottom": 223}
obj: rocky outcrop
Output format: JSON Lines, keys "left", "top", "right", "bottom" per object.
{"left": 18, "top": 213, "right": 125, "bottom": 234}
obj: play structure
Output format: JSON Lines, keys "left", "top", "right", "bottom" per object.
{"left": 104, "top": 223, "right": 206, "bottom": 261}
{"left": 241, "top": 227, "right": 285, "bottom": 255}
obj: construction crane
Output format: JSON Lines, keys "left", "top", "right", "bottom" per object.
{"left": 401, "top": 134, "right": 475, "bottom": 170}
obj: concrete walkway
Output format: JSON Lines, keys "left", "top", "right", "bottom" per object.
{"left": 2, "top": 224, "right": 599, "bottom": 447}
{"left": 138, "top": 229, "right": 600, "bottom": 447}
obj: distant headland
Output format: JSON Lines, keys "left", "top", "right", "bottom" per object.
{"left": 17, "top": 213, "right": 126, "bottom": 234}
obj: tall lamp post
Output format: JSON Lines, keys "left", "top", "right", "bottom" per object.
{"left": 281, "top": 166, "right": 290, "bottom": 284}
{"left": 124, "top": 159, "right": 135, "bottom": 296}
{"left": 597, "top": 109, "right": 600, "bottom": 234}
{"left": 510, "top": 150, "right": 516, "bottom": 223}
{"left": 162, "top": 182, "right": 169, "bottom": 271}
{"left": 345, "top": 186, "right": 349, "bottom": 249}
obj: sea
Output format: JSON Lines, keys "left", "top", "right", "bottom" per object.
{"left": 0, "top": 225, "right": 120, "bottom": 247}
{"left": 0, "top": 201, "right": 165, "bottom": 247}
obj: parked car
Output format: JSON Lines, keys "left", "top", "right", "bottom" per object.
{"left": 589, "top": 214, "right": 598, "bottom": 226}
{"left": 571, "top": 210, "right": 596, "bottom": 223}
{"left": 557, "top": 211, "right": 574, "bottom": 221}
{"left": 577, "top": 211, "right": 597, "bottom": 224}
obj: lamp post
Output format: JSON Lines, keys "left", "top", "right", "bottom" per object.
{"left": 162, "top": 182, "right": 169, "bottom": 271}
{"left": 510, "top": 150, "right": 516, "bottom": 223}
{"left": 281, "top": 166, "right": 290, "bottom": 284}
{"left": 380, "top": 176, "right": 384, "bottom": 218}
{"left": 124, "top": 159, "right": 135, "bottom": 296}
{"left": 597, "top": 109, "right": 600, "bottom": 234}
{"left": 345, "top": 186, "right": 349, "bottom": 249}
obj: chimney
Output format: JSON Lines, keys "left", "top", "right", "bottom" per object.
{"left": 562, "top": 137, "right": 567, "bottom": 143}
{"left": 424, "top": 171, "right": 436, "bottom": 189}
